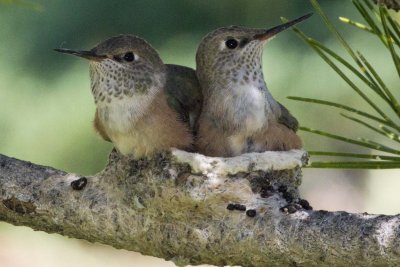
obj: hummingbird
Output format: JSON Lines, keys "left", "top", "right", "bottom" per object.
{"left": 195, "top": 13, "right": 312, "bottom": 157}
{"left": 55, "top": 35, "right": 202, "bottom": 158}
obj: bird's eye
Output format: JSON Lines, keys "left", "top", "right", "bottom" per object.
{"left": 225, "top": 39, "right": 238, "bottom": 49}
{"left": 123, "top": 52, "right": 135, "bottom": 62}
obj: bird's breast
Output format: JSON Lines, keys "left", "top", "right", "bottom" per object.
{"left": 96, "top": 92, "right": 155, "bottom": 134}
{"left": 225, "top": 84, "right": 270, "bottom": 132}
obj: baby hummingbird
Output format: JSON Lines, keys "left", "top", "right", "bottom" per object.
{"left": 195, "top": 14, "right": 312, "bottom": 157}
{"left": 55, "top": 35, "right": 202, "bottom": 158}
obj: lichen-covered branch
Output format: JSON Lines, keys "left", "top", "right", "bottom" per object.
{"left": 0, "top": 150, "right": 399, "bottom": 267}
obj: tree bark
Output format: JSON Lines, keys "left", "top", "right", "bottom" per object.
{"left": 0, "top": 149, "right": 399, "bottom": 267}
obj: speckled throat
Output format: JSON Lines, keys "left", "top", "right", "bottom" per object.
{"left": 89, "top": 59, "right": 160, "bottom": 105}
{"left": 89, "top": 58, "right": 166, "bottom": 135}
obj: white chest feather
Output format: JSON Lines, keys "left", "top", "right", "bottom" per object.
{"left": 96, "top": 90, "right": 156, "bottom": 134}
{"left": 229, "top": 84, "right": 268, "bottom": 132}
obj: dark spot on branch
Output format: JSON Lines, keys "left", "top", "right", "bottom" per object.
{"left": 280, "top": 204, "right": 299, "bottom": 214}
{"left": 260, "top": 191, "right": 272, "bottom": 198}
{"left": 226, "top": 203, "right": 246, "bottom": 211}
{"left": 246, "top": 209, "right": 256, "bottom": 217}
{"left": 260, "top": 185, "right": 275, "bottom": 198}
{"left": 282, "top": 191, "right": 293, "bottom": 203}
{"left": 227, "top": 204, "right": 235, "bottom": 210}
{"left": 2, "top": 196, "right": 36, "bottom": 214}
{"left": 298, "top": 199, "right": 312, "bottom": 210}
{"left": 71, "top": 177, "right": 88, "bottom": 190}
{"left": 278, "top": 185, "right": 287, "bottom": 193}
{"left": 247, "top": 171, "right": 280, "bottom": 194}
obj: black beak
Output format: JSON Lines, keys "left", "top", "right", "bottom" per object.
{"left": 54, "top": 48, "right": 106, "bottom": 61}
{"left": 254, "top": 13, "right": 313, "bottom": 41}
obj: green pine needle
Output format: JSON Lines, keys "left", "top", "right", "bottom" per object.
{"left": 339, "top": 16, "right": 374, "bottom": 33}
{"left": 340, "top": 113, "right": 389, "bottom": 137}
{"left": 307, "top": 161, "right": 400, "bottom": 169}
{"left": 307, "top": 151, "right": 400, "bottom": 161}
{"left": 287, "top": 97, "right": 400, "bottom": 132}
{"left": 300, "top": 127, "right": 400, "bottom": 155}
{"left": 380, "top": 7, "right": 400, "bottom": 77}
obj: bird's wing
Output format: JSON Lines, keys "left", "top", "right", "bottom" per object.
{"left": 165, "top": 64, "right": 203, "bottom": 134}
{"left": 93, "top": 109, "right": 111, "bottom": 142}
{"left": 277, "top": 102, "right": 299, "bottom": 132}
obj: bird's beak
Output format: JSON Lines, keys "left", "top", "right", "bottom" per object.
{"left": 54, "top": 48, "right": 106, "bottom": 62}
{"left": 254, "top": 13, "right": 313, "bottom": 41}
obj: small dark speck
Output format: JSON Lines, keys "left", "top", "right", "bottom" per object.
{"left": 282, "top": 192, "right": 293, "bottom": 203}
{"left": 234, "top": 204, "right": 246, "bottom": 211}
{"left": 280, "top": 204, "right": 297, "bottom": 214}
{"left": 294, "top": 203, "right": 303, "bottom": 210}
{"left": 227, "top": 203, "right": 236, "bottom": 210}
{"left": 0, "top": 162, "right": 5, "bottom": 168}
{"left": 246, "top": 209, "right": 257, "bottom": 217}
{"left": 71, "top": 177, "right": 88, "bottom": 190}
{"left": 298, "top": 199, "right": 312, "bottom": 210}
{"left": 260, "top": 185, "right": 275, "bottom": 198}
{"left": 227, "top": 203, "right": 246, "bottom": 211}
{"left": 260, "top": 190, "right": 273, "bottom": 198}
{"left": 278, "top": 185, "right": 287, "bottom": 193}
{"left": 265, "top": 185, "right": 274, "bottom": 191}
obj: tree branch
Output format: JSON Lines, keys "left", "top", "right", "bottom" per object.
{"left": 0, "top": 149, "right": 399, "bottom": 266}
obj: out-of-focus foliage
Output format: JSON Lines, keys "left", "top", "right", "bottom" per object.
{"left": 0, "top": 0, "right": 43, "bottom": 11}
{"left": 290, "top": 0, "right": 400, "bottom": 169}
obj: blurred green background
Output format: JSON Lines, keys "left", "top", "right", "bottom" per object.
{"left": 0, "top": 0, "right": 399, "bottom": 266}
